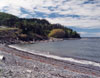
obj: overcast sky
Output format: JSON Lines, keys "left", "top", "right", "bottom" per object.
{"left": 0, "top": 0, "right": 100, "bottom": 37}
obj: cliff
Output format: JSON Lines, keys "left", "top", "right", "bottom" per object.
{"left": 0, "top": 27, "right": 20, "bottom": 44}
{"left": 0, "top": 12, "right": 81, "bottom": 43}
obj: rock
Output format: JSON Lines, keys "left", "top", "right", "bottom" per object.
{"left": 0, "top": 55, "right": 5, "bottom": 60}
{"left": 26, "top": 70, "right": 32, "bottom": 73}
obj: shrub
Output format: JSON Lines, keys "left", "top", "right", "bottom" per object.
{"left": 48, "top": 29, "right": 65, "bottom": 38}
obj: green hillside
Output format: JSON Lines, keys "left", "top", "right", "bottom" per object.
{"left": 0, "top": 12, "right": 80, "bottom": 41}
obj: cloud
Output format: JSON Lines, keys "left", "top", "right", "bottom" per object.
{"left": 45, "top": 16, "right": 100, "bottom": 29}
{"left": 0, "top": 0, "right": 100, "bottom": 29}
{"left": 78, "top": 32, "right": 88, "bottom": 35}
{"left": 78, "top": 32, "right": 100, "bottom": 37}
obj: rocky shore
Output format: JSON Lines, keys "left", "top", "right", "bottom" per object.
{"left": 0, "top": 44, "right": 100, "bottom": 78}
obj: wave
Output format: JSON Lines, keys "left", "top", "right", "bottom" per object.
{"left": 9, "top": 45, "right": 100, "bottom": 67}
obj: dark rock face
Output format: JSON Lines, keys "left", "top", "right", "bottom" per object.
{"left": 0, "top": 28, "right": 20, "bottom": 44}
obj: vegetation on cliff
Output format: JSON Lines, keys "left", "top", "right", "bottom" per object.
{"left": 0, "top": 12, "right": 80, "bottom": 41}
{"left": 48, "top": 29, "right": 66, "bottom": 38}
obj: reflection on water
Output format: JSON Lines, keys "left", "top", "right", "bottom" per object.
{"left": 12, "top": 38, "right": 100, "bottom": 63}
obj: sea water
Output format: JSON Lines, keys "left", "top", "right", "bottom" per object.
{"left": 9, "top": 38, "right": 100, "bottom": 67}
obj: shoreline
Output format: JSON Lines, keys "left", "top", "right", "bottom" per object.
{"left": 8, "top": 44, "right": 100, "bottom": 67}
{"left": 0, "top": 37, "right": 81, "bottom": 45}
{"left": 0, "top": 44, "right": 99, "bottom": 77}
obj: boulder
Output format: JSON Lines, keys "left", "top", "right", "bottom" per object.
{"left": 0, "top": 55, "right": 5, "bottom": 60}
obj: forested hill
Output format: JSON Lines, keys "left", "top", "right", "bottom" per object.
{"left": 0, "top": 12, "right": 80, "bottom": 41}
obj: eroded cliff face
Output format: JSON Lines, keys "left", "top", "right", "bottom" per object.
{"left": 0, "top": 28, "right": 20, "bottom": 44}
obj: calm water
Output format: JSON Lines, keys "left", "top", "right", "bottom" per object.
{"left": 11, "top": 38, "right": 100, "bottom": 63}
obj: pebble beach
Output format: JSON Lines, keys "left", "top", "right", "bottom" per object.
{"left": 0, "top": 44, "right": 100, "bottom": 78}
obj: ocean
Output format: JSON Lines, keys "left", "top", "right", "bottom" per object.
{"left": 9, "top": 38, "right": 100, "bottom": 67}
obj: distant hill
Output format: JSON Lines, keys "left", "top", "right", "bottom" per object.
{"left": 0, "top": 12, "right": 80, "bottom": 42}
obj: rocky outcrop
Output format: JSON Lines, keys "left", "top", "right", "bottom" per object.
{"left": 0, "top": 28, "right": 20, "bottom": 44}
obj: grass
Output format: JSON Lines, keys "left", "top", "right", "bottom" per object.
{"left": 0, "top": 27, "right": 18, "bottom": 31}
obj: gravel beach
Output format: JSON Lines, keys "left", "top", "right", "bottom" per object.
{"left": 0, "top": 44, "right": 100, "bottom": 78}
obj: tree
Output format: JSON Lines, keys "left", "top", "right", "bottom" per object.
{"left": 48, "top": 29, "right": 65, "bottom": 38}
{"left": 0, "top": 12, "right": 81, "bottom": 41}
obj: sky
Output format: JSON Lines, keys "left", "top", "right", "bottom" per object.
{"left": 0, "top": 0, "right": 100, "bottom": 37}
